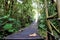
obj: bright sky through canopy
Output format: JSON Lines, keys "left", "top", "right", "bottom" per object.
{"left": 17, "top": 0, "right": 23, "bottom": 4}
{"left": 32, "top": 0, "right": 40, "bottom": 22}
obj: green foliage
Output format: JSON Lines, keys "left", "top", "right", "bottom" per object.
{"left": 0, "top": 0, "right": 34, "bottom": 38}
{"left": 3, "top": 23, "right": 12, "bottom": 30}
{"left": 0, "top": 0, "right": 59, "bottom": 39}
{"left": 8, "top": 18, "right": 15, "bottom": 21}
{"left": 38, "top": 13, "right": 47, "bottom": 37}
{"left": 38, "top": 0, "right": 60, "bottom": 38}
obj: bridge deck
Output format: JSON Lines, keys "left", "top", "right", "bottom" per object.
{"left": 4, "top": 21, "right": 44, "bottom": 40}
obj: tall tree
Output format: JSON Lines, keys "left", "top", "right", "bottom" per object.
{"left": 57, "top": 0, "right": 60, "bottom": 20}
{"left": 4, "top": 0, "right": 9, "bottom": 15}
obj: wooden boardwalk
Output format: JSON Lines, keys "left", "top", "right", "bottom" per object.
{"left": 4, "top": 21, "right": 44, "bottom": 40}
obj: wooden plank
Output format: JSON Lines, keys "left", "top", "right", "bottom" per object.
{"left": 4, "top": 21, "right": 44, "bottom": 40}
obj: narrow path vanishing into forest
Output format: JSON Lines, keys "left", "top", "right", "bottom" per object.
{"left": 4, "top": 21, "right": 44, "bottom": 40}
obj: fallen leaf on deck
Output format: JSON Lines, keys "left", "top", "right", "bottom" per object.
{"left": 29, "top": 33, "right": 37, "bottom": 37}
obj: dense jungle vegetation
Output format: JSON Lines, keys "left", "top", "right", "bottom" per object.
{"left": 0, "top": 0, "right": 60, "bottom": 39}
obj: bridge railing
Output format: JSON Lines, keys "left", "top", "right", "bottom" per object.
{"left": 45, "top": 0, "right": 60, "bottom": 40}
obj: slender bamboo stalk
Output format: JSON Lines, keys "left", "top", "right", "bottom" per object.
{"left": 49, "top": 21, "right": 60, "bottom": 35}
{"left": 10, "top": 0, "right": 14, "bottom": 16}
{"left": 47, "top": 13, "right": 57, "bottom": 19}
{"left": 45, "top": 0, "right": 53, "bottom": 40}
{"left": 4, "top": 0, "right": 8, "bottom": 15}
{"left": 45, "top": 0, "right": 53, "bottom": 34}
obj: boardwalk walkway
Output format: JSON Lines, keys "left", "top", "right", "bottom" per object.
{"left": 4, "top": 21, "right": 44, "bottom": 40}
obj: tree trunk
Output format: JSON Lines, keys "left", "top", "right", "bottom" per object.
{"left": 44, "top": 0, "right": 53, "bottom": 40}
{"left": 57, "top": 0, "right": 60, "bottom": 19}
{"left": 10, "top": 0, "right": 14, "bottom": 16}
{"left": 56, "top": 0, "right": 60, "bottom": 38}
{"left": 4, "top": 0, "right": 9, "bottom": 15}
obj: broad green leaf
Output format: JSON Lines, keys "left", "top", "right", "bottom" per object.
{"left": 8, "top": 18, "right": 15, "bottom": 21}
{"left": 8, "top": 29, "right": 14, "bottom": 32}
{"left": 3, "top": 24, "right": 12, "bottom": 30}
